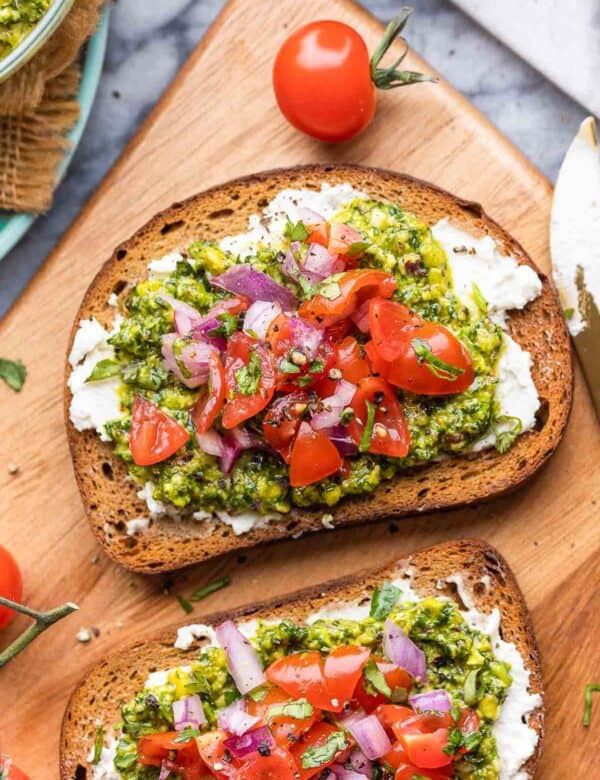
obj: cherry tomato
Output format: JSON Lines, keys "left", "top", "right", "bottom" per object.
{"left": 349, "top": 377, "right": 410, "bottom": 458}
{"left": 266, "top": 651, "right": 333, "bottom": 711}
{"left": 394, "top": 763, "right": 453, "bottom": 780}
{"left": 289, "top": 423, "right": 342, "bottom": 487}
{"left": 303, "top": 214, "right": 329, "bottom": 247}
{"left": 376, "top": 704, "right": 416, "bottom": 732}
{"left": 368, "top": 299, "right": 474, "bottom": 395}
{"left": 138, "top": 732, "right": 202, "bottom": 770}
{"left": 0, "top": 546, "right": 23, "bottom": 629}
{"left": 336, "top": 337, "right": 370, "bottom": 383}
{"left": 247, "top": 686, "right": 320, "bottom": 748}
{"left": 196, "top": 730, "right": 237, "bottom": 778}
{"left": 299, "top": 270, "right": 396, "bottom": 328}
{"left": 354, "top": 661, "right": 413, "bottom": 712}
{"left": 262, "top": 392, "right": 311, "bottom": 463}
{"left": 328, "top": 222, "right": 364, "bottom": 256}
{"left": 191, "top": 351, "right": 225, "bottom": 433}
{"left": 236, "top": 746, "right": 298, "bottom": 780}
{"left": 129, "top": 396, "right": 190, "bottom": 466}
{"left": 267, "top": 315, "right": 335, "bottom": 391}
{"left": 459, "top": 708, "right": 480, "bottom": 735}
{"left": 392, "top": 713, "right": 454, "bottom": 770}
{"left": 222, "top": 332, "right": 275, "bottom": 429}
{"left": 0, "top": 760, "right": 31, "bottom": 780}
{"left": 290, "top": 722, "right": 353, "bottom": 780}
{"left": 323, "top": 646, "right": 371, "bottom": 705}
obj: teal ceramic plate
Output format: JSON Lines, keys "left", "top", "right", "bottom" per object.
{"left": 0, "top": 5, "right": 110, "bottom": 261}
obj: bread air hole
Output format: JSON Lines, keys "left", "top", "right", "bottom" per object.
{"left": 208, "top": 208, "right": 234, "bottom": 220}
{"left": 116, "top": 248, "right": 127, "bottom": 260}
{"left": 160, "top": 219, "right": 185, "bottom": 235}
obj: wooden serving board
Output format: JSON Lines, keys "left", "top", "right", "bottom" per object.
{"left": 0, "top": 0, "right": 598, "bottom": 776}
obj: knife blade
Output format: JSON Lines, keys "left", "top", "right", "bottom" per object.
{"left": 550, "top": 116, "right": 600, "bottom": 419}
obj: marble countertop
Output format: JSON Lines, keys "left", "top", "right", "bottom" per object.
{"left": 0, "top": 0, "right": 586, "bottom": 317}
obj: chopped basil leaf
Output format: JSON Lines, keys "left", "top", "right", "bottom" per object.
{"left": 301, "top": 730, "right": 349, "bottom": 769}
{"left": 370, "top": 581, "right": 401, "bottom": 620}
{"left": 443, "top": 727, "right": 463, "bottom": 755}
{"left": 209, "top": 312, "right": 238, "bottom": 338}
{"left": 86, "top": 359, "right": 120, "bottom": 383}
{"left": 364, "top": 657, "right": 392, "bottom": 698}
{"left": 308, "top": 359, "right": 324, "bottom": 374}
{"left": 443, "top": 726, "right": 483, "bottom": 755}
{"left": 235, "top": 351, "right": 262, "bottom": 395}
{"left": 284, "top": 218, "right": 310, "bottom": 242}
{"left": 563, "top": 307, "right": 575, "bottom": 320}
{"left": 411, "top": 338, "right": 465, "bottom": 380}
{"left": 317, "top": 277, "right": 343, "bottom": 301}
{"left": 92, "top": 726, "right": 104, "bottom": 764}
{"left": 267, "top": 698, "right": 314, "bottom": 721}
{"left": 584, "top": 683, "right": 600, "bottom": 726}
{"left": 279, "top": 357, "right": 301, "bottom": 375}
{"left": 464, "top": 668, "right": 479, "bottom": 706}
{"left": 359, "top": 400, "right": 377, "bottom": 452}
{"left": 247, "top": 686, "right": 268, "bottom": 702}
{"left": 174, "top": 726, "right": 201, "bottom": 743}
{"left": 471, "top": 282, "right": 488, "bottom": 315}
{"left": 0, "top": 358, "right": 26, "bottom": 392}
{"left": 176, "top": 595, "right": 194, "bottom": 614}
{"left": 340, "top": 406, "right": 355, "bottom": 425}
{"left": 190, "top": 576, "right": 231, "bottom": 602}
{"left": 347, "top": 240, "right": 370, "bottom": 256}
{"left": 493, "top": 415, "right": 522, "bottom": 454}
{"left": 295, "top": 373, "right": 315, "bottom": 387}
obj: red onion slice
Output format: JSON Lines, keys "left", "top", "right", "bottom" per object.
{"left": 383, "top": 619, "right": 427, "bottom": 682}
{"left": 159, "top": 760, "right": 177, "bottom": 780}
{"left": 223, "top": 725, "right": 275, "bottom": 759}
{"left": 172, "top": 694, "right": 206, "bottom": 731}
{"left": 243, "top": 301, "right": 282, "bottom": 340}
{"left": 159, "top": 293, "right": 204, "bottom": 336}
{"left": 179, "top": 341, "right": 212, "bottom": 380}
{"left": 196, "top": 430, "right": 226, "bottom": 457}
{"left": 347, "top": 713, "right": 391, "bottom": 760}
{"left": 408, "top": 689, "right": 452, "bottom": 713}
{"left": 217, "top": 698, "right": 260, "bottom": 736}
{"left": 348, "top": 747, "right": 373, "bottom": 775}
{"left": 311, "top": 380, "right": 357, "bottom": 430}
{"left": 304, "top": 243, "right": 344, "bottom": 280}
{"left": 212, "top": 265, "right": 297, "bottom": 311}
{"left": 161, "top": 334, "right": 208, "bottom": 389}
{"left": 331, "top": 767, "right": 370, "bottom": 780}
{"left": 215, "top": 620, "right": 266, "bottom": 694}
{"left": 297, "top": 206, "right": 326, "bottom": 228}
{"left": 326, "top": 425, "right": 359, "bottom": 458}
{"left": 288, "top": 316, "right": 323, "bottom": 360}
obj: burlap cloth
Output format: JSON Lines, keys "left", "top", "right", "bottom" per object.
{"left": 0, "top": 0, "right": 105, "bottom": 213}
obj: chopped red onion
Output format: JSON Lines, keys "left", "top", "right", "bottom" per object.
{"left": 243, "top": 301, "right": 282, "bottom": 340}
{"left": 383, "top": 620, "right": 427, "bottom": 682}
{"left": 212, "top": 265, "right": 297, "bottom": 310}
{"left": 352, "top": 300, "right": 371, "bottom": 334}
{"left": 304, "top": 243, "right": 343, "bottom": 280}
{"left": 223, "top": 725, "right": 274, "bottom": 758}
{"left": 281, "top": 245, "right": 302, "bottom": 281}
{"left": 161, "top": 334, "right": 208, "bottom": 389}
{"left": 297, "top": 206, "right": 326, "bottom": 228}
{"left": 179, "top": 341, "right": 213, "bottom": 380}
{"left": 159, "top": 759, "right": 177, "bottom": 780}
{"left": 196, "top": 430, "right": 226, "bottom": 457}
{"left": 311, "top": 380, "right": 357, "bottom": 430}
{"left": 337, "top": 707, "right": 367, "bottom": 729}
{"left": 409, "top": 689, "right": 451, "bottom": 713}
{"left": 172, "top": 694, "right": 206, "bottom": 731}
{"left": 288, "top": 316, "right": 323, "bottom": 360}
{"left": 196, "top": 428, "right": 260, "bottom": 473}
{"left": 228, "top": 426, "right": 263, "bottom": 450}
{"left": 331, "top": 767, "right": 370, "bottom": 780}
{"left": 327, "top": 426, "right": 359, "bottom": 458}
{"left": 347, "top": 714, "right": 391, "bottom": 760}
{"left": 219, "top": 436, "right": 242, "bottom": 474}
{"left": 348, "top": 747, "right": 373, "bottom": 775}
{"left": 159, "top": 293, "right": 204, "bottom": 336}
{"left": 215, "top": 620, "right": 266, "bottom": 694}
{"left": 217, "top": 698, "right": 260, "bottom": 736}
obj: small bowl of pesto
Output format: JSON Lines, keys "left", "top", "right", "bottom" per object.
{"left": 0, "top": 0, "right": 76, "bottom": 83}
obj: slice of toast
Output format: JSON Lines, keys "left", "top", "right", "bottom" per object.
{"left": 64, "top": 165, "right": 573, "bottom": 572}
{"left": 60, "top": 539, "right": 544, "bottom": 779}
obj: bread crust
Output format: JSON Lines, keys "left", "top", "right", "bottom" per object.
{"left": 60, "top": 538, "right": 544, "bottom": 780}
{"left": 64, "top": 164, "right": 573, "bottom": 572}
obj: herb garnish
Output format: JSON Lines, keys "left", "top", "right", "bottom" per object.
{"left": 301, "top": 730, "right": 348, "bottom": 769}
{"left": 364, "top": 657, "right": 392, "bottom": 697}
{"left": 471, "top": 282, "right": 488, "bottom": 315}
{"left": 370, "top": 582, "right": 401, "bottom": 620}
{"left": 279, "top": 357, "right": 301, "bottom": 375}
{"left": 347, "top": 240, "right": 370, "bottom": 257}
{"left": 443, "top": 726, "right": 483, "bottom": 755}
{"left": 92, "top": 726, "right": 105, "bottom": 764}
{"left": 190, "top": 576, "right": 231, "bottom": 602}
{"left": 464, "top": 668, "right": 478, "bottom": 706}
{"left": 359, "top": 400, "right": 377, "bottom": 452}
{"left": 493, "top": 415, "right": 522, "bottom": 454}
{"left": 583, "top": 683, "right": 600, "bottom": 726}
{"left": 176, "top": 595, "right": 194, "bottom": 614}
{"left": 267, "top": 698, "right": 314, "bottom": 721}
{"left": 0, "top": 358, "right": 26, "bottom": 392}
{"left": 209, "top": 312, "right": 239, "bottom": 338}
{"left": 86, "top": 359, "right": 120, "bottom": 383}
{"left": 284, "top": 218, "right": 310, "bottom": 242}
{"left": 564, "top": 307, "right": 575, "bottom": 320}
{"left": 317, "top": 277, "right": 343, "bottom": 301}
{"left": 235, "top": 352, "right": 262, "bottom": 395}
{"left": 174, "top": 726, "right": 202, "bottom": 743}
{"left": 411, "top": 338, "right": 465, "bottom": 381}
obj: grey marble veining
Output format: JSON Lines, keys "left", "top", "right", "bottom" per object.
{"left": 0, "top": 0, "right": 586, "bottom": 317}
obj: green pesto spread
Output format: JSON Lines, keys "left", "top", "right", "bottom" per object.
{"left": 112, "top": 595, "right": 510, "bottom": 779}
{"left": 101, "top": 199, "right": 509, "bottom": 517}
{"left": 0, "top": 0, "right": 51, "bottom": 59}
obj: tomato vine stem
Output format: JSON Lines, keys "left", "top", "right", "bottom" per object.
{"left": 0, "top": 596, "right": 78, "bottom": 667}
{"left": 370, "top": 8, "right": 437, "bottom": 90}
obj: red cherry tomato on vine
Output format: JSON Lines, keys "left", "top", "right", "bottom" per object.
{"left": 272, "top": 13, "right": 430, "bottom": 143}
{"left": 0, "top": 546, "right": 23, "bottom": 629}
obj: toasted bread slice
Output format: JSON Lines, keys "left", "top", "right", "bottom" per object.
{"left": 64, "top": 165, "right": 572, "bottom": 572}
{"left": 60, "top": 539, "right": 544, "bottom": 779}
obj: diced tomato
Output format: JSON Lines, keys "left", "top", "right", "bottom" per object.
{"left": 195, "top": 730, "right": 238, "bottom": 778}
{"left": 376, "top": 704, "right": 415, "bottom": 732}
{"left": 336, "top": 336, "right": 370, "bottom": 383}
{"left": 266, "top": 651, "right": 333, "bottom": 711}
{"left": 191, "top": 351, "right": 225, "bottom": 433}
{"left": 138, "top": 732, "right": 202, "bottom": 772}
{"left": 290, "top": 721, "right": 353, "bottom": 780}
{"left": 305, "top": 217, "right": 329, "bottom": 248}
{"left": 392, "top": 713, "right": 455, "bottom": 770}
{"left": 354, "top": 661, "right": 413, "bottom": 712}
{"left": 262, "top": 391, "right": 311, "bottom": 463}
{"left": 323, "top": 318, "right": 353, "bottom": 342}
{"left": 348, "top": 377, "right": 410, "bottom": 458}
{"left": 459, "top": 708, "right": 480, "bottom": 735}
{"left": 1, "top": 765, "right": 31, "bottom": 780}
{"left": 323, "top": 646, "right": 371, "bottom": 706}
{"left": 267, "top": 314, "right": 335, "bottom": 392}
{"left": 222, "top": 332, "right": 275, "bottom": 428}
{"left": 394, "top": 763, "right": 453, "bottom": 780}
{"left": 328, "top": 222, "right": 364, "bottom": 256}
{"left": 246, "top": 686, "right": 319, "bottom": 748}
{"left": 236, "top": 746, "right": 299, "bottom": 780}
{"left": 129, "top": 396, "right": 190, "bottom": 466}
{"left": 289, "top": 423, "right": 342, "bottom": 487}
{"left": 299, "top": 270, "right": 396, "bottom": 328}
{"left": 367, "top": 299, "right": 475, "bottom": 395}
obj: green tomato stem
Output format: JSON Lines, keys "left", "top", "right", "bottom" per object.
{"left": 370, "top": 8, "right": 437, "bottom": 90}
{"left": 0, "top": 596, "right": 78, "bottom": 668}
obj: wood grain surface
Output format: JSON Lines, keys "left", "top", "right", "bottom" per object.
{"left": 0, "top": 0, "right": 597, "bottom": 776}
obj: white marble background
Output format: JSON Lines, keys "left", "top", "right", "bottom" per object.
{"left": 0, "top": 0, "right": 586, "bottom": 316}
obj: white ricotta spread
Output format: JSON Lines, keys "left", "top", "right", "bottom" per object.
{"left": 174, "top": 623, "right": 218, "bottom": 651}
{"left": 551, "top": 116, "right": 600, "bottom": 336}
{"left": 215, "top": 510, "right": 281, "bottom": 536}
{"left": 89, "top": 737, "right": 120, "bottom": 780}
{"left": 68, "top": 317, "right": 124, "bottom": 441}
{"left": 147, "top": 250, "right": 184, "bottom": 279}
{"left": 125, "top": 517, "right": 150, "bottom": 536}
